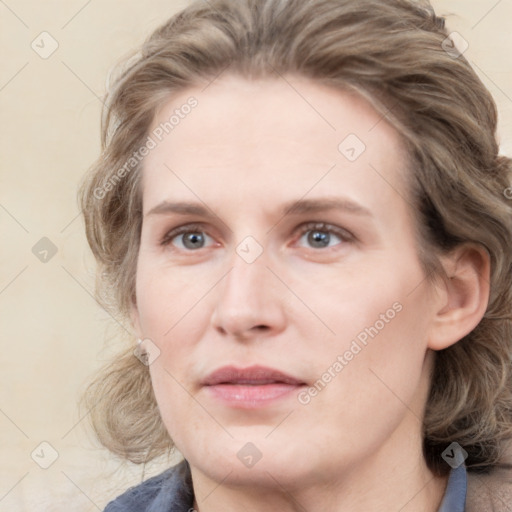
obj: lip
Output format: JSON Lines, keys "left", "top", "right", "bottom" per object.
{"left": 201, "top": 365, "right": 306, "bottom": 409}
{"left": 201, "top": 365, "right": 304, "bottom": 386}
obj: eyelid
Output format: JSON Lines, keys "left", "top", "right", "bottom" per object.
{"left": 293, "top": 221, "right": 355, "bottom": 244}
{"left": 159, "top": 221, "right": 355, "bottom": 250}
{"left": 159, "top": 222, "right": 214, "bottom": 247}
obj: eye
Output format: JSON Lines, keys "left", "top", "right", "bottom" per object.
{"left": 160, "top": 223, "right": 216, "bottom": 251}
{"left": 160, "top": 221, "right": 353, "bottom": 252}
{"left": 295, "top": 222, "right": 352, "bottom": 249}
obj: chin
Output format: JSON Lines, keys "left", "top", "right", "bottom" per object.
{"left": 184, "top": 433, "right": 319, "bottom": 489}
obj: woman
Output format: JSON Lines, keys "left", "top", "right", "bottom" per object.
{"left": 79, "top": 0, "right": 512, "bottom": 510}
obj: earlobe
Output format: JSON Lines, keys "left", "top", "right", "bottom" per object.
{"left": 428, "top": 244, "right": 490, "bottom": 351}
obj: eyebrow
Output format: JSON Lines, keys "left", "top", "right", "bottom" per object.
{"left": 146, "top": 197, "right": 373, "bottom": 221}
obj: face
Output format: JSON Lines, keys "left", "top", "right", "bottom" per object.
{"left": 133, "top": 75, "right": 439, "bottom": 489}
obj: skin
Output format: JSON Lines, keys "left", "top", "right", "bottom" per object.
{"left": 131, "top": 75, "right": 489, "bottom": 511}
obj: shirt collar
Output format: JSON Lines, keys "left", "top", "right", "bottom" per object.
{"left": 147, "top": 459, "right": 193, "bottom": 512}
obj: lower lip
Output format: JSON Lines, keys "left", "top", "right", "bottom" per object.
{"left": 205, "top": 383, "right": 304, "bottom": 409}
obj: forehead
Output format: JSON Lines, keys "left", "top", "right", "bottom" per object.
{"left": 141, "top": 74, "right": 410, "bottom": 220}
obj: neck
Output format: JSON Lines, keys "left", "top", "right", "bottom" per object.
{"left": 189, "top": 438, "right": 448, "bottom": 512}
{"left": 192, "top": 460, "right": 447, "bottom": 512}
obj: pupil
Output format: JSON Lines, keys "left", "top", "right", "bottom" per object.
{"left": 182, "top": 230, "right": 331, "bottom": 249}
{"left": 184, "top": 232, "right": 203, "bottom": 249}
{"left": 309, "top": 230, "right": 329, "bottom": 248}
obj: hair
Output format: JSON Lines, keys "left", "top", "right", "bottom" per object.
{"left": 79, "top": 0, "right": 512, "bottom": 476}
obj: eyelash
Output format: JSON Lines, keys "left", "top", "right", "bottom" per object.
{"left": 159, "top": 222, "right": 354, "bottom": 250}
{"left": 159, "top": 223, "right": 211, "bottom": 247}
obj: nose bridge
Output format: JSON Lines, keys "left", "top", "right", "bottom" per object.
{"left": 211, "top": 242, "right": 285, "bottom": 337}
{"left": 221, "top": 246, "right": 269, "bottom": 311}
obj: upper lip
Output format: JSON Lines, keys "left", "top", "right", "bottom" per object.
{"left": 201, "top": 365, "right": 305, "bottom": 386}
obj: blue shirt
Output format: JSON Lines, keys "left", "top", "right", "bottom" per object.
{"left": 104, "top": 459, "right": 467, "bottom": 511}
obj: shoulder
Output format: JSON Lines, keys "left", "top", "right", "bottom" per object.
{"left": 103, "top": 460, "right": 193, "bottom": 512}
{"left": 466, "top": 465, "right": 512, "bottom": 512}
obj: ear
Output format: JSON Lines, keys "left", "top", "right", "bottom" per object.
{"left": 428, "top": 244, "right": 490, "bottom": 351}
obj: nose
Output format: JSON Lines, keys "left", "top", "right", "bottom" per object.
{"left": 211, "top": 249, "right": 287, "bottom": 341}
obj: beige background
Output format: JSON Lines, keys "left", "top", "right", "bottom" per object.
{"left": 1, "top": 1, "right": 511, "bottom": 510}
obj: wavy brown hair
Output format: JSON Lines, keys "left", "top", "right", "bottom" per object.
{"left": 79, "top": 0, "right": 512, "bottom": 476}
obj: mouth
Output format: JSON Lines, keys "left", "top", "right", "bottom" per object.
{"left": 201, "top": 365, "right": 307, "bottom": 409}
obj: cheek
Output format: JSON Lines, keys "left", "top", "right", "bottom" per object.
{"left": 297, "top": 293, "right": 432, "bottom": 466}
{"left": 134, "top": 259, "right": 214, "bottom": 337}
{"left": 311, "top": 258, "right": 432, "bottom": 396}
{"left": 148, "top": 361, "right": 203, "bottom": 449}
{"left": 319, "top": 286, "right": 433, "bottom": 426}
{"left": 306, "top": 262, "right": 415, "bottom": 343}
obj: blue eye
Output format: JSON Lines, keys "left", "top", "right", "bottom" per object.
{"left": 160, "top": 224, "right": 214, "bottom": 250}
{"left": 295, "top": 222, "right": 350, "bottom": 249}
{"left": 160, "top": 221, "right": 353, "bottom": 252}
